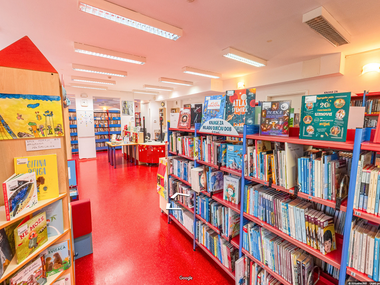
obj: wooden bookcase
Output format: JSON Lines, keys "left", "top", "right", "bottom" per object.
{"left": 0, "top": 67, "right": 75, "bottom": 283}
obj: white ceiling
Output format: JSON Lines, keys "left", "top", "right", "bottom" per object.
{"left": 1, "top": 0, "right": 380, "bottom": 96}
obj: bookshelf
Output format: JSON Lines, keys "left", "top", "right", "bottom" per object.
{"left": 0, "top": 63, "right": 75, "bottom": 283}
{"left": 94, "top": 110, "right": 121, "bottom": 151}
{"left": 166, "top": 122, "right": 380, "bottom": 285}
{"left": 351, "top": 91, "right": 380, "bottom": 128}
{"left": 69, "top": 109, "right": 78, "bottom": 154}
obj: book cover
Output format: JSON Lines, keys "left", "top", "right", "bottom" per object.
{"left": 321, "top": 217, "right": 337, "bottom": 255}
{"left": 226, "top": 144, "right": 243, "bottom": 170}
{"left": 44, "top": 240, "right": 71, "bottom": 277}
{"left": 0, "top": 228, "right": 13, "bottom": 276}
{"left": 178, "top": 108, "right": 191, "bottom": 129}
{"left": 14, "top": 212, "right": 48, "bottom": 263}
{"left": 300, "top": 92, "right": 351, "bottom": 142}
{"left": 191, "top": 104, "right": 203, "bottom": 126}
{"left": 208, "top": 171, "right": 223, "bottom": 192}
{"left": 223, "top": 175, "right": 240, "bottom": 204}
{"left": 33, "top": 199, "right": 64, "bottom": 237}
{"left": 14, "top": 154, "right": 59, "bottom": 201}
{"left": 225, "top": 88, "right": 256, "bottom": 133}
{"left": 8, "top": 256, "right": 46, "bottom": 285}
{"left": 2, "top": 172, "right": 38, "bottom": 221}
{"left": 260, "top": 101, "right": 291, "bottom": 136}
{"left": 201, "top": 94, "right": 226, "bottom": 125}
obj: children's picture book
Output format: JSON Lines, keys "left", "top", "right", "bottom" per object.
{"left": 300, "top": 92, "right": 351, "bottom": 142}
{"left": 2, "top": 172, "right": 38, "bottom": 221}
{"left": 191, "top": 104, "right": 203, "bottom": 126}
{"left": 208, "top": 171, "right": 224, "bottom": 192}
{"left": 14, "top": 154, "right": 59, "bottom": 201}
{"left": 14, "top": 212, "right": 48, "bottom": 263}
{"left": 178, "top": 108, "right": 191, "bottom": 129}
{"left": 8, "top": 256, "right": 46, "bottom": 285}
{"left": 201, "top": 94, "right": 227, "bottom": 125}
{"left": 0, "top": 228, "right": 13, "bottom": 276}
{"left": 55, "top": 273, "right": 71, "bottom": 285}
{"left": 260, "top": 101, "right": 291, "bottom": 136}
{"left": 225, "top": 88, "right": 256, "bottom": 133}
{"left": 43, "top": 240, "right": 71, "bottom": 277}
{"left": 33, "top": 200, "right": 64, "bottom": 237}
{"left": 226, "top": 144, "right": 243, "bottom": 170}
{"left": 224, "top": 175, "right": 241, "bottom": 204}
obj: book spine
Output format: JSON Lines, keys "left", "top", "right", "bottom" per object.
{"left": 374, "top": 236, "right": 380, "bottom": 281}
{"left": 2, "top": 182, "right": 10, "bottom": 221}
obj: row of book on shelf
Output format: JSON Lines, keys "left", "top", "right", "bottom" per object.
{"left": 1, "top": 154, "right": 72, "bottom": 283}
{"left": 95, "top": 135, "right": 108, "bottom": 140}
{"left": 70, "top": 136, "right": 78, "bottom": 142}
{"left": 93, "top": 112, "right": 120, "bottom": 119}
{"left": 170, "top": 132, "right": 355, "bottom": 203}
{"left": 68, "top": 120, "right": 76, "bottom": 125}
{"left": 96, "top": 142, "right": 107, "bottom": 148}
{"left": 69, "top": 129, "right": 77, "bottom": 134}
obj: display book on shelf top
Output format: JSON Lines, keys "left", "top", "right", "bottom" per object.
{"left": 167, "top": 122, "right": 380, "bottom": 285}
{"left": 0, "top": 66, "right": 75, "bottom": 284}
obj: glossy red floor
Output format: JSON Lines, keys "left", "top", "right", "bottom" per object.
{"left": 74, "top": 151, "right": 233, "bottom": 285}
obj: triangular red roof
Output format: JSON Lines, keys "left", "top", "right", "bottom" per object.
{"left": 0, "top": 36, "right": 57, "bottom": 73}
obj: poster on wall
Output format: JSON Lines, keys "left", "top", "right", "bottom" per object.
{"left": 0, "top": 93, "right": 64, "bottom": 140}
{"left": 299, "top": 92, "right": 351, "bottom": 142}
{"left": 225, "top": 88, "right": 256, "bottom": 133}
{"left": 77, "top": 110, "right": 94, "bottom": 137}
{"left": 260, "top": 100, "right": 291, "bottom": 136}
{"left": 122, "top": 101, "right": 133, "bottom": 116}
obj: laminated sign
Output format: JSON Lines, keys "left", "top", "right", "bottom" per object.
{"left": 300, "top": 92, "right": 351, "bottom": 142}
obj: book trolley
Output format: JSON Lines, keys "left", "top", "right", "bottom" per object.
{"left": 166, "top": 118, "right": 380, "bottom": 285}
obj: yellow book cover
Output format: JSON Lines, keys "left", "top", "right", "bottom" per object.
{"left": 14, "top": 154, "right": 59, "bottom": 200}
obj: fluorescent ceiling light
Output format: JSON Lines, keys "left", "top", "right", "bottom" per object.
{"left": 72, "top": 64, "right": 127, "bottom": 77}
{"left": 144, "top": 84, "right": 173, "bottom": 92}
{"left": 159, "top": 77, "right": 193, "bottom": 86}
{"left": 182, "top": 66, "right": 221, "bottom": 79}
{"left": 70, "top": 84, "right": 108, "bottom": 91}
{"left": 72, "top": 76, "right": 116, "bottom": 85}
{"left": 78, "top": 0, "right": 182, "bottom": 41}
{"left": 222, "top": 47, "right": 266, "bottom": 67}
{"left": 74, "top": 42, "right": 146, "bottom": 65}
{"left": 133, "top": 89, "right": 159, "bottom": 95}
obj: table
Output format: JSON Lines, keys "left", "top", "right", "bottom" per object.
{"left": 106, "top": 142, "right": 138, "bottom": 169}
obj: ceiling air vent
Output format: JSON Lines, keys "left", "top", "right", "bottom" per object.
{"left": 303, "top": 6, "right": 350, "bottom": 47}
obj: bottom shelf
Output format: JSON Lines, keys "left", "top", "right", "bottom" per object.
{"left": 195, "top": 241, "right": 235, "bottom": 279}
{"left": 169, "top": 215, "right": 235, "bottom": 280}
{"left": 46, "top": 267, "right": 72, "bottom": 285}
{"left": 346, "top": 267, "right": 374, "bottom": 282}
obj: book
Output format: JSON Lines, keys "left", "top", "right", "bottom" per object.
{"left": 33, "top": 199, "right": 64, "bottom": 237}
{"left": 191, "top": 167, "right": 206, "bottom": 193}
{"left": 14, "top": 212, "right": 48, "bottom": 263}
{"left": 223, "top": 175, "right": 240, "bottom": 204}
{"left": 260, "top": 101, "right": 291, "bottom": 136}
{"left": 43, "top": 240, "right": 71, "bottom": 277}
{"left": 0, "top": 228, "right": 13, "bottom": 276}
{"left": 201, "top": 94, "right": 227, "bottom": 125}
{"left": 226, "top": 144, "right": 243, "bottom": 171}
{"left": 178, "top": 108, "right": 191, "bottom": 129}
{"left": 14, "top": 154, "right": 60, "bottom": 201}
{"left": 2, "top": 172, "right": 38, "bottom": 221}
{"left": 299, "top": 92, "right": 351, "bottom": 142}
{"left": 8, "top": 256, "right": 46, "bottom": 285}
{"left": 191, "top": 104, "right": 203, "bottom": 126}
{"left": 225, "top": 88, "right": 256, "bottom": 133}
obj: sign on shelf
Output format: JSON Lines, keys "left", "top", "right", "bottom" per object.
{"left": 199, "top": 119, "right": 239, "bottom": 136}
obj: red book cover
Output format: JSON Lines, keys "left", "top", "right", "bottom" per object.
{"left": 178, "top": 108, "right": 191, "bottom": 129}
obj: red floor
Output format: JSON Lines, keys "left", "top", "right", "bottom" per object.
{"left": 74, "top": 151, "right": 233, "bottom": 285}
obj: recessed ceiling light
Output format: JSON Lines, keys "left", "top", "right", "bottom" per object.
{"left": 182, "top": 66, "right": 221, "bottom": 79}
{"left": 133, "top": 89, "right": 159, "bottom": 95}
{"left": 72, "top": 76, "right": 116, "bottom": 85}
{"left": 143, "top": 84, "right": 173, "bottom": 92}
{"left": 74, "top": 42, "right": 146, "bottom": 65}
{"left": 222, "top": 47, "right": 266, "bottom": 67}
{"left": 70, "top": 84, "right": 108, "bottom": 91}
{"left": 159, "top": 77, "right": 193, "bottom": 86}
{"left": 72, "top": 64, "right": 127, "bottom": 77}
{"left": 78, "top": 1, "right": 182, "bottom": 41}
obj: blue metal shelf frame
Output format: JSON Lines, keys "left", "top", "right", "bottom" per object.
{"left": 70, "top": 125, "right": 77, "bottom": 128}
{"left": 70, "top": 133, "right": 77, "bottom": 136}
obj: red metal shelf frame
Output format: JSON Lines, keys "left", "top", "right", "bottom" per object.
{"left": 177, "top": 200, "right": 194, "bottom": 214}
{"left": 169, "top": 128, "right": 195, "bottom": 133}
{"left": 170, "top": 174, "right": 192, "bottom": 187}
{"left": 169, "top": 214, "right": 194, "bottom": 239}
{"left": 212, "top": 193, "right": 241, "bottom": 214}
{"left": 196, "top": 160, "right": 219, "bottom": 169}
{"left": 220, "top": 166, "right": 242, "bottom": 177}
{"left": 346, "top": 267, "right": 374, "bottom": 282}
